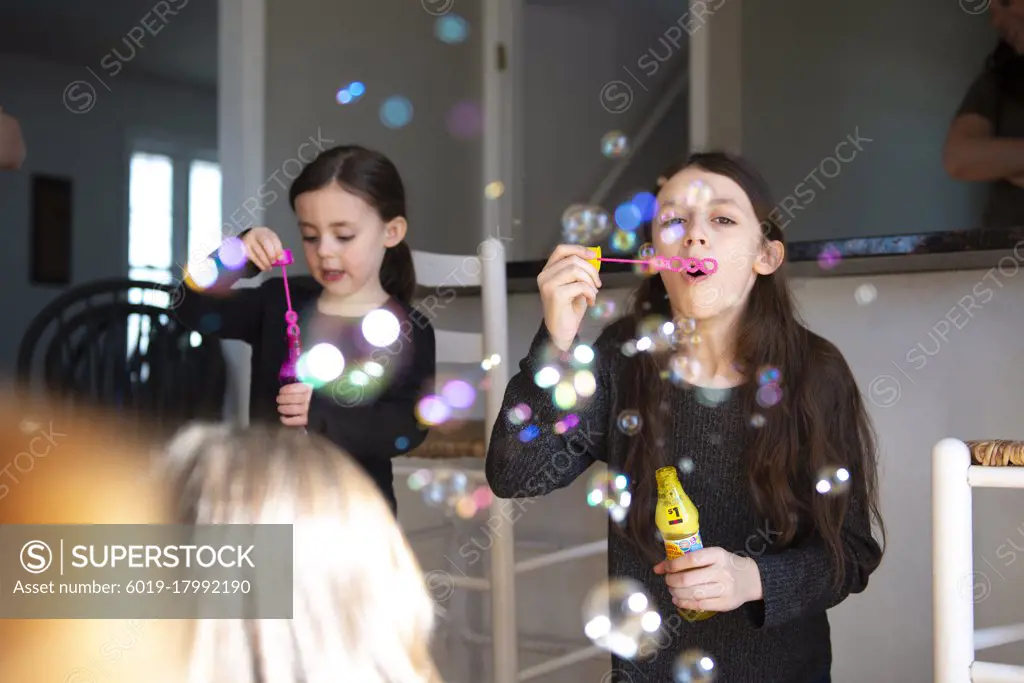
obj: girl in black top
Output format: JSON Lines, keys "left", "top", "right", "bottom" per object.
{"left": 486, "top": 152, "right": 884, "bottom": 682}
{"left": 174, "top": 145, "right": 436, "bottom": 513}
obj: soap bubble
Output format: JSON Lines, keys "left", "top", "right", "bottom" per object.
{"left": 582, "top": 578, "right": 661, "bottom": 659}
{"left": 601, "top": 131, "right": 629, "bottom": 158}
{"left": 446, "top": 100, "right": 483, "bottom": 139}
{"left": 441, "top": 379, "right": 476, "bottom": 410}
{"left": 362, "top": 308, "right": 401, "bottom": 347}
{"left": 673, "top": 649, "right": 717, "bottom": 682}
{"left": 855, "top": 284, "right": 877, "bottom": 305}
{"left": 750, "top": 414, "right": 766, "bottom": 428}
{"left": 818, "top": 245, "right": 842, "bottom": 270}
{"left": 590, "top": 300, "right": 617, "bottom": 320}
{"left": 815, "top": 466, "right": 851, "bottom": 496}
{"left": 617, "top": 410, "right": 641, "bottom": 435}
{"left": 380, "top": 95, "right": 414, "bottom": 129}
{"left": 485, "top": 181, "right": 504, "bottom": 199}
{"left": 677, "top": 457, "right": 695, "bottom": 474}
{"left": 507, "top": 403, "right": 532, "bottom": 425}
{"left": 563, "top": 204, "right": 612, "bottom": 245}
{"left": 416, "top": 395, "right": 451, "bottom": 426}
{"left": 611, "top": 229, "right": 638, "bottom": 253}
{"left": 684, "top": 181, "right": 714, "bottom": 209}
{"left": 615, "top": 201, "right": 643, "bottom": 231}
{"left": 586, "top": 470, "right": 632, "bottom": 523}
{"left": 305, "top": 343, "right": 345, "bottom": 382}
{"left": 669, "top": 354, "right": 701, "bottom": 386}
{"left": 756, "top": 366, "right": 780, "bottom": 386}
{"left": 435, "top": 14, "right": 469, "bottom": 43}
{"left": 639, "top": 243, "right": 656, "bottom": 259}
{"left": 756, "top": 383, "right": 783, "bottom": 408}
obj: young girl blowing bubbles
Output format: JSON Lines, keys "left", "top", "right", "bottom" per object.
{"left": 176, "top": 145, "right": 436, "bottom": 514}
{"left": 486, "top": 152, "right": 884, "bottom": 683}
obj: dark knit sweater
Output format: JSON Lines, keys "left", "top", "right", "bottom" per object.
{"left": 172, "top": 250, "right": 436, "bottom": 512}
{"left": 486, "top": 320, "right": 882, "bottom": 683}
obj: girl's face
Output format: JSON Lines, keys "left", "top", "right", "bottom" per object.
{"left": 653, "top": 166, "right": 782, "bottom": 321}
{"left": 295, "top": 182, "right": 406, "bottom": 298}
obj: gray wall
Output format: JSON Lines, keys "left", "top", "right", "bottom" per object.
{"left": 262, "top": 0, "right": 484, "bottom": 266}
{"left": 743, "top": 0, "right": 993, "bottom": 241}
{"left": 518, "top": 1, "right": 691, "bottom": 260}
{"left": 0, "top": 53, "right": 216, "bottom": 375}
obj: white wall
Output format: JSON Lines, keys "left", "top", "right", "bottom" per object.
{"left": 0, "top": 53, "right": 216, "bottom": 375}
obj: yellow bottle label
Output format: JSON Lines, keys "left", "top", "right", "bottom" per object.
{"left": 664, "top": 531, "right": 703, "bottom": 559}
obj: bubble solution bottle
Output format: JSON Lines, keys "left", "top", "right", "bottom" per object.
{"left": 655, "top": 465, "right": 714, "bottom": 622}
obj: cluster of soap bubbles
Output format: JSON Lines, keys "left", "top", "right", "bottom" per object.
{"left": 407, "top": 468, "right": 493, "bottom": 518}
{"left": 416, "top": 379, "right": 478, "bottom": 427}
{"left": 815, "top": 465, "right": 851, "bottom": 496}
{"left": 755, "top": 366, "right": 783, "bottom": 409}
{"left": 532, "top": 343, "right": 598, "bottom": 412}
{"left": 587, "top": 470, "right": 632, "bottom": 523}
{"left": 559, "top": 129, "right": 666, "bottom": 253}
{"left": 335, "top": 81, "right": 366, "bottom": 105}
{"left": 331, "top": 14, "right": 477, "bottom": 137}
{"left": 562, "top": 204, "right": 613, "bottom": 246}
{"left": 581, "top": 578, "right": 718, "bottom": 680}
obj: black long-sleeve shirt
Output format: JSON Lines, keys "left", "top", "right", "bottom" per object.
{"left": 486, "top": 320, "right": 882, "bottom": 682}
{"left": 172, "top": 251, "right": 435, "bottom": 512}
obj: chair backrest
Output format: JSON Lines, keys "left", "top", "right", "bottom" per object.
{"left": 411, "top": 237, "right": 509, "bottom": 442}
{"left": 17, "top": 278, "right": 227, "bottom": 435}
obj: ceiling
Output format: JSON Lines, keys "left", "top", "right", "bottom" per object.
{"left": 0, "top": 0, "right": 218, "bottom": 90}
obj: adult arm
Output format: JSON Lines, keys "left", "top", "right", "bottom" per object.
{"left": 485, "top": 321, "right": 615, "bottom": 499}
{"left": 0, "top": 107, "right": 26, "bottom": 170}
{"left": 944, "top": 72, "right": 1024, "bottom": 182}
{"left": 308, "top": 311, "right": 436, "bottom": 458}
{"left": 171, "top": 231, "right": 265, "bottom": 344}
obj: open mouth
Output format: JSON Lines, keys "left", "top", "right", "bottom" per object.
{"left": 680, "top": 257, "right": 717, "bottom": 284}
{"left": 683, "top": 268, "right": 709, "bottom": 284}
{"left": 321, "top": 269, "right": 345, "bottom": 282}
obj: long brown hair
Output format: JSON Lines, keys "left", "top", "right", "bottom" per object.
{"left": 617, "top": 151, "right": 884, "bottom": 588}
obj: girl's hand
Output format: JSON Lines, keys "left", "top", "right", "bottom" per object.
{"left": 537, "top": 244, "right": 602, "bottom": 352}
{"left": 277, "top": 382, "right": 313, "bottom": 427}
{"left": 653, "top": 547, "right": 763, "bottom": 613}
{"left": 242, "top": 227, "right": 285, "bottom": 271}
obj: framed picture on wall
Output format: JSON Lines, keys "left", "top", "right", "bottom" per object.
{"left": 30, "top": 174, "right": 73, "bottom": 285}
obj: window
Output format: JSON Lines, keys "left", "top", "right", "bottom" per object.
{"left": 127, "top": 147, "right": 221, "bottom": 355}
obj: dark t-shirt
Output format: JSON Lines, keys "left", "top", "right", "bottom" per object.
{"left": 956, "top": 70, "right": 1024, "bottom": 229}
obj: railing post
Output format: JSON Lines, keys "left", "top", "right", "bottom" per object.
{"left": 933, "top": 437, "right": 975, "bottom": 683}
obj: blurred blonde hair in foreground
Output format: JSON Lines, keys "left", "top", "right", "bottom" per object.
{"left": 0, "top": 388, "right": 179, "bottom": 682}
{"left": 0, "top": 389, "right": 441, "bottom": 683}
{"left": 160, "top": 423, "right": 443, "bottom": 683}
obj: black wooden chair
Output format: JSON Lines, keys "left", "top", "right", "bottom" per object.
{"left": 16, "top": 278, "right": 227, "bottom": 436}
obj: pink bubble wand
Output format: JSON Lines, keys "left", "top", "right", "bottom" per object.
{"left": 585, "top": 246, "right": 718, "bottom": 274}
{"left": 273, "top": 249, "right": 303, "bottom": 386}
